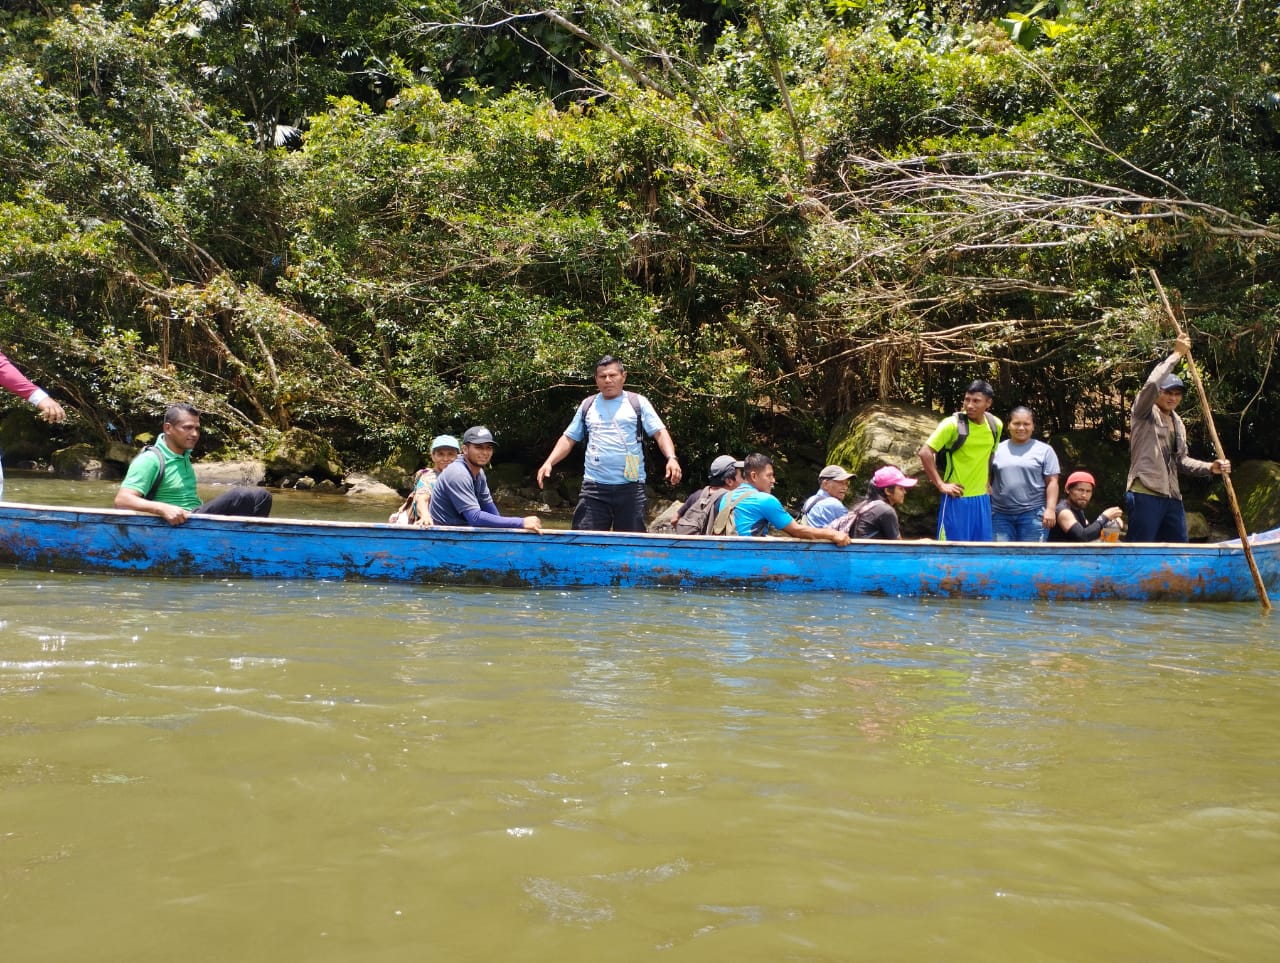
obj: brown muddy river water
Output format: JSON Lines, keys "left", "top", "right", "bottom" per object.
{"left": 2, "top": 477, "right": 1278, "bottom": 960}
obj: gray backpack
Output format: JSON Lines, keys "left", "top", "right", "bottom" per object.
{"left": 674, "top": 485, "right": 726, "bottom": 535}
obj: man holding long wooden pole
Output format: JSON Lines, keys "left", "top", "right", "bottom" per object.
{"left": 1125, "top": 334, "right": 1230, "bottom": 542}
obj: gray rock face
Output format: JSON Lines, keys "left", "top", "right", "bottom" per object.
{"left": 193, "top": 460, "right": 267, "bottom": 486}
{"left": 824, "top": 402, "right": 942, "bottom": 536}
{"left": 52, "top": 443, "right": 107, "bottom": 479}
{"left": 1230, "top": 459, "right": 1280, "bottom": 534}
{"left": 343, "top": 472, "right": 400, "bottom": 498}
{"left": 648, "top": 499, "right": 682, "bottom": 534}
{"left": 826, "top": 401, "right": 941, "bottom": 480}
{"left": 263, "top": 428, "right": 344, "bottom": 482}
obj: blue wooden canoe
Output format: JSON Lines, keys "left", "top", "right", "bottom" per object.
{"left": 0, "top": 502, "right": 1277, "bottom": 602}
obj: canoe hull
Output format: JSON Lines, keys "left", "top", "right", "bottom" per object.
{"left": 1, "top": 503, "right": 1277, "bottom": 602}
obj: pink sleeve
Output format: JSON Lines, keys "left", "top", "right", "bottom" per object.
{"left": 0, "top": 347, "right": 41, "bottom": 401}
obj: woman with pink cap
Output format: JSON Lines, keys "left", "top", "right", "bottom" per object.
{"left": 829, "top": 465, "right": 918, "bottom": 539}
{"left": 1049, "top": 471, "right": 1124, "bottom": 542}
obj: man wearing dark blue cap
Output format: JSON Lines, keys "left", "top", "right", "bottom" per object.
{"left": 429, "top": 426, "right": 542, "bottom": 532}
{"left": 1125, "top": 335, "right": 1230, "bottom": 541}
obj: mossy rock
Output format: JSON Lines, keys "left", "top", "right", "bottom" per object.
{"left": 827, "top": 401, "right": 940, "bottom": 479}
{"left": 104, "top": 441, "right": 138, "bottom": 465}
{"left": 51, "top": 443, "right": 105, "bottom": 479}
{"left": 1231, "top": 460, "right": 1280, "bottom": 534}
{"left": 368, "top": 449, "right": 422, "bottom": 492}
{"left": 263, "top": 428, "right": 344, "bottom": 482}
{"left": 825, "top": 402, "right": 945, "bottom": 537}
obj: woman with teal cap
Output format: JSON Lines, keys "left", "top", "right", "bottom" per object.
{"left": 389, "top": 434, "right": 460, "bottom": 526}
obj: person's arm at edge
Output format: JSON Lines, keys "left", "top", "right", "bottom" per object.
{"left": 459, "top": 506, "right": 542, "bottom": 532}
{"left": 0, "top": 351, "right": 67, "bottom": 423}
{"left": 1042, "top": 474, "right": 1060, "bottom": 530}
{"left": 777, "top": 520, "right": 851, "bottom": 546}
{"left": 650, "top": 427, "right": 682, "bottom": 485}
{"left": 536, "top": 435, "right": 577, "bottom": 489}
{"left": 114, "top": 485, "right": 190, "bottom": 526}
{"left": 918, "top": 443, "right": 962, "bottom": 498}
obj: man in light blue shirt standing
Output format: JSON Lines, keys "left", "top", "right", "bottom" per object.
{"left": 536, "top": 356, "right": 682, "bottom": 531}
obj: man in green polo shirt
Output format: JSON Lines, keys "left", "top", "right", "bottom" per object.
{"left": 115, "top": 403, "right": 272, "bottom": 525}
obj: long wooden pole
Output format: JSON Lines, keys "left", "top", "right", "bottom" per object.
{"left": 1148, "top": 269, "right": 1271, "bottom": 611}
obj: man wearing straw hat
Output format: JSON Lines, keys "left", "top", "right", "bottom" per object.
{"left": 1125, "top": 335, "right": 1230, "bottom": 542}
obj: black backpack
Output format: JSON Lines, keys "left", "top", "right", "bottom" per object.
{"left": 936, "top": 411, "right": 1000, "bottom": 482}
{"left": 674, "top": 485, "right": 726, "bottom": 535}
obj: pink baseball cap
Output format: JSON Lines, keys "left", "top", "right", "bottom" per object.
{"left": 872, "top": 466, "right": 917, "bottom": 488}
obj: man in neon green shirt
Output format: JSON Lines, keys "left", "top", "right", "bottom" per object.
{"left": 917, "top": 380, "right": 1003, "bottom": 541}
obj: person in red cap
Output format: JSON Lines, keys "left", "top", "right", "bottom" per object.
{"left": 1050, "top": 471, "right": 1124, "bottom": 542}
{"left": 1125, "top": 336, "right": 1229, "bottom": 541}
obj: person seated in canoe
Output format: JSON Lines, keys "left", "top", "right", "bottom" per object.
{"left": 673, "top": 454, "right": 742, "bottom": 535}
{"left": 800, "top": 464, "right": 855, "bottom": 527}
{"left": 1049, "top": 471, "right": 1124, "bottom": 542}
{"left": 429, "top": 426, "right": 542, "bottom": 533}
{"left": 827, "top": 466, "right": 919, "bottom": 539}
{"left": 114, "top": 403, "right": 272, "bottom": 525}
{"left": 389, "top": 434, "right": 459, "bottom": 526}
{"left": 711, "top": 453, "right": 851, "bottom": 546}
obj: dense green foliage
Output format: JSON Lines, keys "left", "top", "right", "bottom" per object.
{"left": 1, "top": 0, "right": 1278, "bottom": 470}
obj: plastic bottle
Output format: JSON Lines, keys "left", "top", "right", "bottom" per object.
{"left": 1100, "top": 517, "right": 1122, "bottom": 543}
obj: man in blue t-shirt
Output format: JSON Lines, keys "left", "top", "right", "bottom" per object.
{"left": 431, "top": 426, "right": 542, "bottom": 532}
{"left": 536, "top": 355, "right": 681, "bottom": 532}
{"left": 718, "top": 454, "right": 851, "bottom": 546}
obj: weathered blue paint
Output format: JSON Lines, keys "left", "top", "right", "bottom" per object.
{"left": 1, "top": 503, "right": 1277, "bottom": 601}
